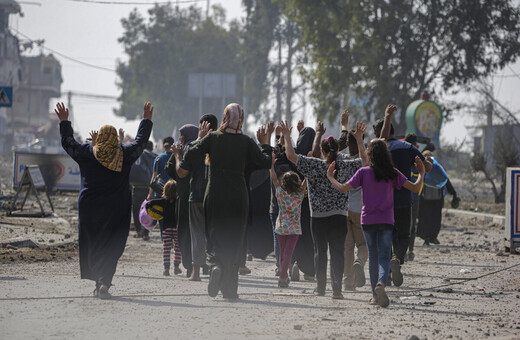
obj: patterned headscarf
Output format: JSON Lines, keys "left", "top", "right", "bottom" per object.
{"left": 219, "top": 103, "right": 244, "bottom": 134}
{"left": 93, "top": 125, "right": 123, "bottom": 172}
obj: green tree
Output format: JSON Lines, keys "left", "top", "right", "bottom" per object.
{"left": 116, "top": 4, "right": 243, "bottom": 139}
{"left": 284, "top": 0, "right": 520, "bottom": 132}
{"left": 242, "top": 0, "right": 280, "bottom": 116}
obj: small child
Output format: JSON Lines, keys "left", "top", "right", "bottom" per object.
{"left": 327, "top": 139, "right": 424, "bottom": 307}
{"left": 270, "top": 155, "right": 306, "bottom": 288}
{"left": 146, "top": 179, "right": 182, "bottom": 276}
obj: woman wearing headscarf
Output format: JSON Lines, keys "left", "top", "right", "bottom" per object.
{"left": 55, "top": 101, "right": 153, "bottom": 299}
{"left": 182, "top": 103, "right": 272, "bottom": 299}
{"left": 166, "top": 124, "right": 199, "bottom": 277}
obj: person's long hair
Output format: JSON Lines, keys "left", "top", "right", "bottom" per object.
{"left": 320, "top": 136, "right": 339, "bottom": 164}
{"left": 162, "top": 179, "right": 177, "bottom": 203}
{"left": 367, "top": 139, "right": 397, "bottom": 182}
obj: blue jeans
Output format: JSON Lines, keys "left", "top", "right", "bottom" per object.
{"left": 363, "top": 224, "right": 393, "bottom": 295}
{"left": 270, "top": 213, "right": 280, "bottom": 267}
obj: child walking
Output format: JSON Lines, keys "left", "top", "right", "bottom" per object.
{"left": 146, "top": 179, "right": 182, "bottom": 276}
{"left": 270, "top": 155, "right": 306, "bottom": 288}
{"left": 327, "top": 139, "right": 424, "bottom": 307}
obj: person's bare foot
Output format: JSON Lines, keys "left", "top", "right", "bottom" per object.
{"left": 189, "top": 265, "right": 201, "bottom": 281}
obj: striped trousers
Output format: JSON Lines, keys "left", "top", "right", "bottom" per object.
{"left": 162, "top": 227, "right": 181, "bottom": 269}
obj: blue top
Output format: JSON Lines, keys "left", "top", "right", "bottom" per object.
{"left": 387, "top": 138, "right": 425, "bottom": 208}
{"left": 153, "top": 152, "right": 174, "bottom": 181}
{"left": 424, "top": 157, "right": 448, "bottom": 188}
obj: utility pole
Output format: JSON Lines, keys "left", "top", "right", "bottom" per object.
{"left": 206, "top": 0, "right": 210, "bottom": 19}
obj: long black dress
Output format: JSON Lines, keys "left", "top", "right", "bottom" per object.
{"left": 183, "top": 131, "right": 271, "bottom": 297}
{"left": 60, "top": 119, "right": 152, "bottom": 287}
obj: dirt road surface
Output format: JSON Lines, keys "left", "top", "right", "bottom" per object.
{"left": 1, "top": 198, "right": 519, "bottom": 339}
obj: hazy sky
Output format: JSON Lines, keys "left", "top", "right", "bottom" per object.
{"left": 10, "top": 0, "right": 520, "bottom": 147}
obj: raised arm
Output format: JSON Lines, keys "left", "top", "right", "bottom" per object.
{"left": 352, "top": 121, "right": 368, "bottom": 166}
{"left": 280, "top": 121, "right": 297, "bottom": 164}
{"left": 326, "top": 161, "right": 352, "bottom": 193}
{"left": 402, "top": 156, "right": 425, "bottom": 193}
{"left": 269, "top": 154, "right": 280, "bottom": 188}
{"left": 380, "top": 104, "right": 397, "bottom": 140}
{"left": 338, "top": 109, "right": 349, "bottom": 151}
{"left": 311, "top": 121, "right": 326, "bottom": 158}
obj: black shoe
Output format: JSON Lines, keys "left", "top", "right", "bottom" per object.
{"left": 98, "top": 285, "right": 112, "bottom": 300}
{"left": 431, "top": 237, "right": 440, "bottom": 245}
{"left": 208, "top": 266, "right": 222, "bottom": 297}
{"left": 390, "top": 258, "right": 403, "bottom": 287}
{"left": 278, "top": 279, "right": 289, "bottom": 288}
{"left": 423, "top": 239, "right": 431, "bottom": 246}
{"left": 332, "top": 288, "right": 344, "bottom": 300}
{"left": 313, "top": 287, "right": 325, "bottom": 296}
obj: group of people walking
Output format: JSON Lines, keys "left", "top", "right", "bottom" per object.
{"left": 55, "top": 99, "right": 458, "bottom": 307}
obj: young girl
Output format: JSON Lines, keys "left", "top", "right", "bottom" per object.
{"left": 146, "top": 179, "right": 182, "bottom": 276}
{"left": 270, "top": 155, "right": 306, "bottom": 288}
{"left": 327, "top": 139, "right": 424, "bottom": 307}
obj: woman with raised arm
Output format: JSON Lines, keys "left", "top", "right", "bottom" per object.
{"left": 55, "top": 102, "right": 153, "bottom": 299}
{"left": 280, "top": 120, "right": 368, "bottom": 299}
{"left": 182, "top": 103, "right": 272, "bottom": 299}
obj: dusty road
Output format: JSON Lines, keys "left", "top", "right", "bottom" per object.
{"left": 1, "top": 202, "right": 519, "bottom": 339}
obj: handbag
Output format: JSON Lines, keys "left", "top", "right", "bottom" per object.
{"left": 150, "top": 173, "right": 166, "bottom": 195}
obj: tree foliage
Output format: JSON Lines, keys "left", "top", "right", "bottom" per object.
{"left": 115, "top": 4, "right": 243, "bottom": 139}
{"left": 283, "top": 0, "right": 520, "bottom": 132}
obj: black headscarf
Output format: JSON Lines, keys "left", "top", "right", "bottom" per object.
{"left": 295, "top": 127, "right": 316, "bottom": 156}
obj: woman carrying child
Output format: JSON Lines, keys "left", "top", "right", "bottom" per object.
{"left": 269, "top": 155, "right": 306, "bottom": 288}
{"left": 326, "top": 139, "right": 424, "bottom": 307}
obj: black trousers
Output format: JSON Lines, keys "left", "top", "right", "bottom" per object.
{"left": 311, "top": 215, "right": 348, "bottom": 291}
{"left": 408, "top": 200, "right": 420, "bottom": 253}
{"left": 131, "top": 186, "right": 149, "bottom": 236}
{"left": 393, "top": 207, "right": 412, "bottom": 264}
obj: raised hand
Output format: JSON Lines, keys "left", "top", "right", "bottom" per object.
{"left": 143, "top": 102, "right": 154, "bottom": 120}
{"left": 275, "top": 124, "right": 282, "bottom": 137}
{"left": 414, "top": 156, "right": 425, "bottom": 174}
{"left": 279, "top": 121, "right": 292, "bottom": 137}
{"left": 327, "top": 161, "right": 336, "bottom": 178}
{"left": 256, "top": 125, "right": 269, "bottom": 145}
{"left": 198, "top": 121, "right": 212, "bottom": 140}
{"left": 385, "top": 104, "right": 397, "bottom": 117}
{"left": 118, "top": 128, "right": 125, "bottom": 143}
{"left": 341, "top": 109, "right": 349, "bottom": 129}
{"left": 89, "top": 130, "right": 98, "bottom": 146}
{"left": 54, "top": 102, "right": 69, "bottom": 121}
{"left": 297, "top": 120, "right": 305, "bottom": 133}
{"left": 351, "top": 121, "right": 367, "bottom": 140}
{"left": 315, "top": 121, "right": 326, "bottom": 135}
{"left": 267, "top": 121, "right": 275, "bottom": 135}
{"left": 271, "top": 152, "right": 277, "bottom": 167}
{"left": 172, "top": 142, "right": 183, "bottom": 156}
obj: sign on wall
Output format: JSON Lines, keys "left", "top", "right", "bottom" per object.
{"left": 13, "top": 151, "right": 81, "bottom": 191}
{"left": 0, "top": 87, "right": 13, "bottom": 107}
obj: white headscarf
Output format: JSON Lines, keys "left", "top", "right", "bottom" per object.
{"left": 218, "top": 103, "right": 244, "bottom": 134}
